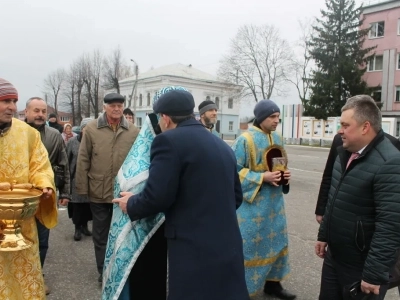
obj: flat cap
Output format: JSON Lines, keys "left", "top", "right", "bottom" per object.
{"left": 153, "top": 90, "right": 195, "bottom": 116}
{"left": 104, "top": 93, "right": 125, "bottom": 104}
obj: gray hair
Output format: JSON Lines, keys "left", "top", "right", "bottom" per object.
{"left": 26, "top": 97, "right": 46, "bottom": 108}
{"left": 341, "top": 95, "right": 381, "bottom": 132}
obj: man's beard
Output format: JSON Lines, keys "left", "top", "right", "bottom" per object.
{"left": 204, "top": 116, "right": 216, "bottom": 126}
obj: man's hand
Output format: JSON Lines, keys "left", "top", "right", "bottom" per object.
{"left": 316, "top": 215, "right": 323, "bottom": 224}
{"left": 59, "top": 198, "right": 69, "bottom": 206}
{"left": 112, "top": 192, "right": 134, "bottom": 214}
{"left": 42, "top": 188, "right": 53, "bottom": 199}
{"left": 263, "top": 171, "right": 281, "bottom": 186}
{"left": 283, "top": 170, "right": 291, "bottom": 184}
{"left": 360, "top": 280, "right": 380, "bottom": 295}
{"left": 315, "top": 241, "right": 327, "bottom": 258}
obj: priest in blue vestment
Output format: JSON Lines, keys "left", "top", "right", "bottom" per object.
{"left": 232, "top": 99, "right": 296, "bottom": 300}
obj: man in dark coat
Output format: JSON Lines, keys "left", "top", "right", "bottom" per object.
{"left": 113, "top": 89, "right": 249, "bottom": 300}
{"left": 315, "top": 95, "right": 400, "bottom": 299}
{"left": 315, "top": 132, "right": 400, "bottom": 223}
{"left": 48, "top": 113, "right": 63, "bottom": 133}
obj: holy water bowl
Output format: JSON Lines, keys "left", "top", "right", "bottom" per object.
{"left": 0, "top": 188, "right": 42, "bottom": 251}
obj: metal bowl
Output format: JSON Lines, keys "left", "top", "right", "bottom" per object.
{"left": 0, "top": 188, "right": 42, "bottom": 251}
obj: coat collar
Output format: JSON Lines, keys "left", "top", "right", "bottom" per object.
{"left": 97, "top": 113, "right": 129, "bottom": 130}
{"left": 177, "top": 118, "right": 204, "bottom": 128}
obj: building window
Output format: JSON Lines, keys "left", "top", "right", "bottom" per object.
{"left": 228, "top": 98, "right": 233, "bottom": 109}
{"left": 215, "top": 97, "right": 220, "bottom": 109}
{"left": 396, "top": 86, "right": 400, "bottom": 102}
{"left": 206, "top": 96, "right": 210, "bottom": 101}
{"left": 369, "top": 21, "right": 384, "bottom": 38}
{"left": 372, "top": 90, "right": 382, "bottom": 102}
{"left": 229, "top": 121, "right": 233, "bottom": 131}
{"left": 147, "top": 93, "right": 151, "bottom": 106}
{"left": 60, "top": 116, "right": 70, "bottom": 122}
{"left": 137, "top": 117, "right": 142, "bottom": 128}
{"left": 397, "top": 53, "right": 400, "bottom": 70}
{"left": 139, "top": 94, "right": 142, "bottom": 106}
{"left": 368, "top": 55, "right": 383, "bottom": 71}
{"left": 398, "top": 19, "right": 400, "bottom": 35}
{"left": 397, "top": 121, "right": 400, "bottom": 137}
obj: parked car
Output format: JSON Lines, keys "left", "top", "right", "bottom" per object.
{"left": 72, "top": 126, "right": 81, "bottom": 134}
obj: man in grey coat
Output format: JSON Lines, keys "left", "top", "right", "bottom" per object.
{"left": 25, "top": 96, "right": 71, "bottom": 295}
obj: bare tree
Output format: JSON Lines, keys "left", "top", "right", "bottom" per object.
{"left": 44, "top": 68, "right": 66, "bottom": 113}
{"left": 285, "top": 18, "right": 315, "bottom": 106}
{"left": 83, "top": 50, "right": 103, "bottom": 118}
{"left": 62, "top": 56, "right": 87, "bottom": 125}
{"left": 103, "top": 45, "right": 133, "bottom": 94}
{"left": 218, "top": 24, "right": 294, "bottom": 103}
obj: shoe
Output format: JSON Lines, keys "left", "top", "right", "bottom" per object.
{"left": 74, "top": 228, "right": 82, "bottom": 241}
{"left": 44, "top": 283, "right": 50, "bottom": 295}
{"left": 264, "top": 289, "right": 296, "bottom": 300}
{"left": 98, "top": 274, "right": 102, "bottom": 283}
{"left": 81, "top": 225, "right": 92, "bottom": 236}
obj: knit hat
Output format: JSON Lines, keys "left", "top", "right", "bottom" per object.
{"left": 80, "top": 118, "right": 92, "bottom": 130}
{"left": 48, "top": 113, "right": 57, "bottom": 119}
{"left": 254, "top": 99, "right": 280, "bottom": 123}
{"left": 0, "top": 78, "right": 18, "bottom": 101}
{"left": 198, "top": 100, "right": 218, "bottom": 115}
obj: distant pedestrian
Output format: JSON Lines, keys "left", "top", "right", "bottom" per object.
{"left": 48, "top": 113, "right": 63, "bottom": 133}
{"left": 123, "top": 108, "right": 134, "bottom": 124}
{"left": 198, "top": 100, "right": 220, "bottom": 137}
{"left": 66, "top": 118, "right": 93, "bottom": 241}
{"left": 61, "top": 123, "right": 77, "bottom": 145}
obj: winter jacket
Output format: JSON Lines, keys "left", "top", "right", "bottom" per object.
{"left": 315, "top": 132, "right": 400, "bottom": 216}
{"left": 318, "top": 130, "right": 400, "bottom": 285}
{"left": 75, "top": 113, "right": 139, "bottom": 203}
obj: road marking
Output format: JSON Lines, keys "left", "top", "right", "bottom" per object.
{"left": 286, "top": 145, "right": 330, "bottom": 150}
{"left": 290, "top": 167, "right": 322, "bottom": 174}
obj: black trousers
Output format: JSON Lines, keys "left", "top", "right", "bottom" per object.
{"left": 90, "top": 202, "right": 113, "bottom": 274}
{"left": 319, "top": 250, "right": 388, "bottom": 300}
{"left": 71, "top": 203, "right": 92, "bottom": 226}
{"left": 128, "top": 223, "right": 168, "bottom": 299}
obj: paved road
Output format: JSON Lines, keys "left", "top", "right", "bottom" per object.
{"left": 44, "top": 145, "right": 400, "bottom": 300}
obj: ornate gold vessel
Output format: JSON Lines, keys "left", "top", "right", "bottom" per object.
{"left": 0, "top": 182, "right": 42, "bottom": 251}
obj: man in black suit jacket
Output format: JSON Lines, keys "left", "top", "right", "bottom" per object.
{"left": 113, "top": 90, "right": 249, "bottom": 300}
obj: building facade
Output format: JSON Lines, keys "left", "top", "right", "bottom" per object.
{"left": 361, "top": 0, "right": 400, "bottom": 134}
{"left": 115, "top": 63, "right": 242, "bottom": 138}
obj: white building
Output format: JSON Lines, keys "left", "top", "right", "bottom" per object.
{"left": 116, "top": 63, "right": 242, "bottom": 138}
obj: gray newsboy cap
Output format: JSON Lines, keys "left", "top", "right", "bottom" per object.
{"left": 153, "top": 90, "right": 195, "bottom": 116}
{"left": 254, "top": 99, "right": 280, "bottom": 123}
{"left": 104, "top": 93, "right": 125, "bottom": 104}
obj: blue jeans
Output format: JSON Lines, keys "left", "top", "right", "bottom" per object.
{"left": 35, "top": 217, "right": 50, "bottom": 268}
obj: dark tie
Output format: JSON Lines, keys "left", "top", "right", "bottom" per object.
{"left": 346, "top": 152, "right": 359, "bottom": 169}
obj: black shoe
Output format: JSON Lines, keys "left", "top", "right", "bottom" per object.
{"left": 74, "top": 229, "right": 82, "bottom": 241}
{"left": 264, "top": 289, "right": 296, "bottom": 300}
{"left": 81, "top": 225, "right": 92, "bottom": 236}
{"left": 98, "top": 274, "right": 102, "bottom": 283}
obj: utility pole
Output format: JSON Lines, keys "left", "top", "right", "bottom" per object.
{"left": 130, "top": 59, "right": 139, "bottom": 118}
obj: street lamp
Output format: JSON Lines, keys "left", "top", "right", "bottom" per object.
{"left": 130, "top": 59, "right": 139, "bottom": 118}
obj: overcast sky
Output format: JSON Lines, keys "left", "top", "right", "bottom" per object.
{"left": 1, "top": 0, "right": 366, "bottom": 112}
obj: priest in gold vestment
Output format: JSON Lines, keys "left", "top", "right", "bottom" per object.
{"left": 0, "top": 78, "right": 57, "bottom": 300}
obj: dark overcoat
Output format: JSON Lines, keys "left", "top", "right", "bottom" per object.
{"left": 127, "top": 118, "right": 249, "bottom": 300}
